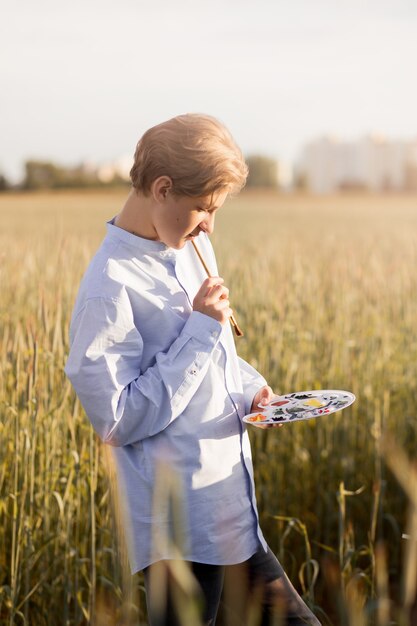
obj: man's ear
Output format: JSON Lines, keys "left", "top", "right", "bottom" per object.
{"left": 152, "top": 176, "right": 173, "bottom": 201}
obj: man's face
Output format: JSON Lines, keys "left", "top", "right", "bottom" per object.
{"left": 153, "top": 189, "right": 228, "bottom": 249}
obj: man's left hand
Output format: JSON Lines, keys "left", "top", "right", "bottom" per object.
{"left": 250, "top": 385, "right": 284, "bottom": 429}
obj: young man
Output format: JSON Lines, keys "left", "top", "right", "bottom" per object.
{"left": 65, "top": 114, "right": 320, "bottom": 625}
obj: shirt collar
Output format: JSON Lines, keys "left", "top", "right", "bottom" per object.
{"left": 106, "top": 218, "right": 179, "bottom": 262}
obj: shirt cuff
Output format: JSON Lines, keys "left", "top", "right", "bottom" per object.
{"left": 181, "top": 311, "right": 223, "bottom": 348}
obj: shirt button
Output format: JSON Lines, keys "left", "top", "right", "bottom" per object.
{"left": 190, "top": 369, "right": 197, "bottom": 375}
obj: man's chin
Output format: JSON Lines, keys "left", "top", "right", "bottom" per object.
{"left": 172, "top": 235, "right": 198, "bottom": 249}
{"left": 170, "top": 240, "right": 187, "bottom": 250}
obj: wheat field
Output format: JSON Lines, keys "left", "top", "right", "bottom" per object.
{"left": 1, "top": 189, "right": 417, "bottom": 625}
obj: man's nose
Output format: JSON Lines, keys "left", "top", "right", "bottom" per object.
{"left": 201, "top": 212, "right": 215, "bottom": 235}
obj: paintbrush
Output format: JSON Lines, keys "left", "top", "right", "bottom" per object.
{"left": 191, "top": 240, "right": 244, "bottom": 337}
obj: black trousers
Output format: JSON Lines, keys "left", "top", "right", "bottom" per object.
{"left": 143, "top": 546, "right": 321, "bottom": 626}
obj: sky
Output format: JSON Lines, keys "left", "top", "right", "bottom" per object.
{"left": 2, "top": 0, "right": 417, "bottom": 182}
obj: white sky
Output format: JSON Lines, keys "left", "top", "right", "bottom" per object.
{"left": 1, "top": 0, "right": 417, "bottom": 181}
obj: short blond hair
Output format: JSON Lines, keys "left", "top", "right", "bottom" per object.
{"left": 130, "top": 114, "right": 248, "bottom": 197}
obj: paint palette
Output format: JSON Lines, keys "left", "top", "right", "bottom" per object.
{"left": 243, "top": 390, "right": 356, "bottom": 426}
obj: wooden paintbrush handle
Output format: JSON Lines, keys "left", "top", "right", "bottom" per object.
{"left": 229, "top": 314, "right": 244, "bottom": 337}
{"left": 191, "top": 240, "right": 244, "bottom": 338}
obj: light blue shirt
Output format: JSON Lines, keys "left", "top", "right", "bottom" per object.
{"left": 65, "top": 220, "right": 268, "bottom": 573}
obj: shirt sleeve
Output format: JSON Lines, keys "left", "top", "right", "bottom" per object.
{"left": 238, "top": 357, "right": 268, "bottom": 415}
{"left": 65, "top": 296, "right": 222, "bottom": 446}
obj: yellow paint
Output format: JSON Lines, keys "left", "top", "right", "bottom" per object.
{"left": 304, "top": 398, "right": 325, "bottom": 408}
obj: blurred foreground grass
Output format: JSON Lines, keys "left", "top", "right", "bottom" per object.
{"left": 1, "top": 189, "right": 417, "bottom": 625}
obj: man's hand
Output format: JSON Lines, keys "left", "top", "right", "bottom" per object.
{"left": 193, "top": 277, "right": 233, "bottom": 326}
{"left": 250, "top": 385, "right": 284, "bottom": 429}
{"left": 251, "top": 385, "right": 274, "bottom": 413}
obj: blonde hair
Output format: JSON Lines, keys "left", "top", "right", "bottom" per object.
{"left": 130, "top": 114, "right": 248, "bottom": 197}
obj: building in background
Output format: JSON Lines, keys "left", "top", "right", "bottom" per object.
{"left": 298, "top": 135, "right": 417, "bottom": 193}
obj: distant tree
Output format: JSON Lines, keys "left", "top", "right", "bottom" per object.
{"left": 0, "top": 173, "right": 10, "bottom": 191}
{"left": 23, "top": 161, "right": 59, "bottom": 189}
{"left": 23, "top": 160, "right": 98, "bottom": 189}
{"left": 245, "top": 155, "right": 279, "bottom": 188}
{"left": 22, "top": 159, "right": 129, "bottom": 190}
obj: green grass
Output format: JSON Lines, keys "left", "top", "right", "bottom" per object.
{"left": 1, "top": 189, "right": 417, "bottom": 625}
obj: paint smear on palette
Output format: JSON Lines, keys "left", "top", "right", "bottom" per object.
{"left": 246, "top": 413, "right": 265, "bottom": 423}
{"left": 304, "top": 398, "right": 326, "bottom": 408}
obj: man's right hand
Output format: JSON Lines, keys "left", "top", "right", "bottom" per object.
{"left": 193, "top": 277, "right": 233, "bottom": 325}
